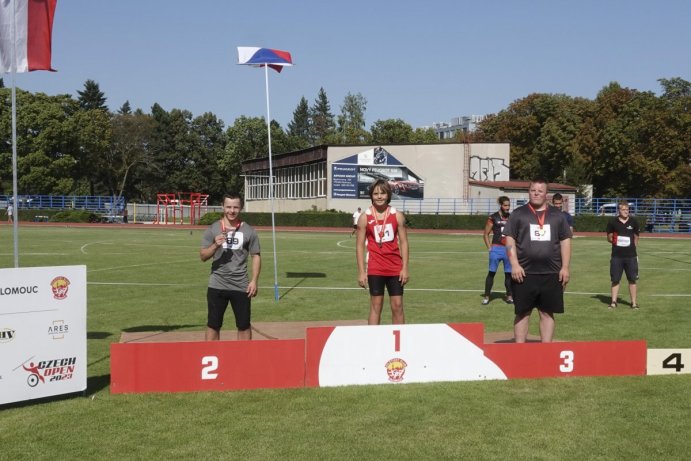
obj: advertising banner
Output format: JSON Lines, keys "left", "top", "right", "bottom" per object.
{"left": 332, "top": 147, "right": 424, "bottom": 200}
{"left": 0, "top": 266, "right": 87, "bottom": 405}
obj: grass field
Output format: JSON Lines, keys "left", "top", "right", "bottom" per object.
{"left": 1, "top": 224, "right": 690, "bottom": 460}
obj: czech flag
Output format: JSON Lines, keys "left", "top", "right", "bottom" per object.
{"left": 237, "top": 46, "right": 292, "bottom": 73}
{"left": 0, "top": 0, "right": 57, "bottom": 73}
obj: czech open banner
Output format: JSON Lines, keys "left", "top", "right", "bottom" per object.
{"left": 0, "top": 265, "right": 87, "bottom": 405}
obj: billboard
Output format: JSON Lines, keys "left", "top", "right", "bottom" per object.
{"left": 0, "top": 266, "right": 87, "bottom": 405}
{"left": 332, "top": 147, "right": 424, "bottom": 200}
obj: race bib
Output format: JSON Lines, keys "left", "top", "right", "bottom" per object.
{"left": 616, "top": 235, "right": 631, "bottom": 247}
{"left": 374, "top": 223, "right": 395, "bottom": 244}
{"left": 225, "top": 231, "right": 245, "bottom": 250}
{"left": 529, "top": 224, "right": 551, "bottom": 241}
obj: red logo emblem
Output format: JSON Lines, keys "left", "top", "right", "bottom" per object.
{"left": 385, "top": 358, "right": 408, "bottom": 383}
{"left": 50, "top": 276, "right": 70, "bottom": 300}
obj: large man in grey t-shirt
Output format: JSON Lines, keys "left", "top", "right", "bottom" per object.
{"left": 503, "top": 179, "right": 571, "bottom": 343}
{"left": 200, "top": 193, "right": 261, "bottom": 341}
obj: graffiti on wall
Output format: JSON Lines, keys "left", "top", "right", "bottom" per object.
{"left": 469, "top": 156, "right": 509, "bottom": 181}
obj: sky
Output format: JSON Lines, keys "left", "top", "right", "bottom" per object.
{"left": 8, "top": 0, "right": 691, "bottom": 130}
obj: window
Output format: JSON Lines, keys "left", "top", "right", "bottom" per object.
{"left": 245, "top": 161, "right": 326, "bottom": 200}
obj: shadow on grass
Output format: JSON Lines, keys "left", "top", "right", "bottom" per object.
{"left": 87, "top": 374, "right": 111, "bottom": 395}
{"left": 281, "top": 272, "right": 327, "bottom": 300}
{"left": 87, "top": 331, "right": 112, "bottom": 339}
{"left": 286, "top": 272, "right": 327, "bottom": 278}
{"left": 0, "top": 375, "right": 110, "bottom": 408}
{"left": 592, "top": 294, "right": 632, "bottom": 307}
{"left": 122, "top": 324, "right": 200, "bottom": 333}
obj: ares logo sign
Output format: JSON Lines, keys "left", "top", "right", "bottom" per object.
{"left": 48, "top": 320, "right": 69, "bottom": 339}
{"left": 0, "top": 328, "right": 16, "bottom": 343}
{"left": 22, "top": 357, "right": 77, "bottom": 387}
{"left": 50, "top": 276, "right": 70, "bottom": 300}
{"left": 385, "top": 358, "right": 408, "bottom": 383}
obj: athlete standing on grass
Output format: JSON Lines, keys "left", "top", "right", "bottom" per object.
{"left": 481, "top": 196, "right": 513, "bottom": 305}
{"left": 200, "top": 193, "right": 261, "bottom": 341}
{"left": 356, "top": 179, "right": 409, "bottom": 325}
{"left": 606, "top": 201, "right": 640, "bottom": 310}
{"left": 503, "top": 179, "right": 571, "bottom": 343}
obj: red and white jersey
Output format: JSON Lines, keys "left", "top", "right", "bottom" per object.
{"left": 365, "top": 206, "right": 401, "bottom": 276}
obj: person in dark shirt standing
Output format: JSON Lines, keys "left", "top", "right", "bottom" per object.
{"left": 503, "top": 179, "right": 572, "bottom": 343}
{"left": 606, "top": 202, "right": 640, "bottom": 309}
{"left": 481, "top": 196, "right": 513, "bottom": 305}
{"left": 551, "top": 193, "right": 573, "bottom": 235}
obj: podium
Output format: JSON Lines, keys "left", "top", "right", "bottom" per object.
{"left": 110, "top": 323, "right": 648, "bottom": 394}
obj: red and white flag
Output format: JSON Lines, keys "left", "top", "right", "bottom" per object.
{"left": 0, "top": 0, "right": 57, "bottom": 73}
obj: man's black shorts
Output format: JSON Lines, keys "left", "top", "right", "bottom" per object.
{"left": 368, "top": 275, "right": 404, "bottom": 297}
{"left": 206, "top": 287, "right": 251, "bottom": 331}
{"left": 511, "top": 273, "right": 564, "bottom": 315}
{"left": 610, "top": 257, "right": 638, "bottom": 284}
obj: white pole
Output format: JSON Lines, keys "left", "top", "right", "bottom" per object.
{"left": 10, "top": 0, "right": 19, "bottom": 267}
{"left": 264, "top": 64, "right": 280, "bottom": 301}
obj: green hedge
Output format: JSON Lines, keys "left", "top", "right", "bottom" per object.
{"left": 199, "top": 211, "right": 489, "bottom": 230}
{"left": 573, "top": 215, "right": 648, "bottom": 232}
{"left": 1, "top": 208, "right": 649, "bottom": 232}
{"left": 0, "top": 209, "right": 101, "bottom": 223}
{"left": 198, "top": 212, "right": 648, "bottom": 232}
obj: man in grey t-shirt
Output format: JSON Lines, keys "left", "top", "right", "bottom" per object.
{"left": 200, "top": 193, "right": 261, "bottom": 341}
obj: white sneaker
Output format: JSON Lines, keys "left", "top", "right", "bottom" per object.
{"left": 481, "top": 297, "right": 490, "bottom": 305}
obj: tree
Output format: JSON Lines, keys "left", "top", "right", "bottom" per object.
{"left": 287, "top": 96, "right": 311, "bottom": 149}
{"left": 118, "top": 100, "right": 132, "bottom": 115}
{"left": 77, "top": 79, "right": 108, "bottom": 111}
{"left": 370, "top": 118, "right": 414, "bottom": 144}
{"left": 219, "top": 116, "right": 271, "bottom": 193}
{"left": 336, "top": 92, "right": 370, "bottom": 144}
{"left": 0, "top": 90, "right": 83, "bottom": 195}
{"left": 107, "top": 112, "right": 156, "bottom": 200}
{"left": 71, "top": 109, "right": 112, "bottom": 195}
{"left": 309, "top": 87, "right": 335, "bottom": 145}
{"left": 412, "top": 127, "right": 441, "bottom": 144}
{"left": 658, "top": 77, "right": 691, "bottom": 100}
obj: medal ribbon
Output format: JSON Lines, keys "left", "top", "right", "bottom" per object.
{"left": 221, "top": 219, "right": 242, "bottom": 247}
{"left": 527, "top": 204, "right": 547, "bottom": 229}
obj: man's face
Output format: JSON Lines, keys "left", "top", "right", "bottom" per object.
{"left": 552, "top": 198, "right": 563, "bottom": 210}
{"left": 618, "top": 205, "right": 629, "bottom": 219}
{"left": 529, "top": 183, "right": 548, "bottom": 208}
{"left": 500, "top": 201, "right": 510, "bottom": 214}
{"left": 223, "top": 198, "right": 242, "bottom": 221}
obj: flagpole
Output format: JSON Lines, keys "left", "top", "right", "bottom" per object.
{"left": 10, "top": 0, "right": 19, "bottom": 267}
{"left": 264, "top": 64, "right": 280, "bottom": 301}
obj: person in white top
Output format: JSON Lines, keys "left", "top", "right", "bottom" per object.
{"left": 351, "top": 207, "right": 362, "bottom": 236}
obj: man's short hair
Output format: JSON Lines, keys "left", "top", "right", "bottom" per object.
{"left": 498, "top": 196, "right": 510, "bottom": 205}
{"left": 530, "top": 178, "right": 549, "bottom": 189}
{"left": 552, "top": 193, "right": 563, "bottom": 201}
{"left": 222, "top": 192, "right": 244, "bottom": 209}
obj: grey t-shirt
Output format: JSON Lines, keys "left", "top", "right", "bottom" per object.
{"left": 502, "top": 204, "right": 571, "bottom": 274}
{"left": 201, "top": 220, "right": 260, "bottom": 291}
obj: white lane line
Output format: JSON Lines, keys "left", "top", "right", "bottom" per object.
{"left": 88, "top": 259, "right": 191, "bottom": 273}
{"left": 84, "top": 282, "right": 690, "bottom": 297}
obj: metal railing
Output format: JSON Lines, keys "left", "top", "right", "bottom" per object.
{"left": 2, "top": 195, "right": 689, "bottom": 232}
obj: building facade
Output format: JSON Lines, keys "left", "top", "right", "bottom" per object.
{"left": 242, "top": 143, "right": 511, "bottom": 213}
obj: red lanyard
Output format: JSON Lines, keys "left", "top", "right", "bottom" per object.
{"left": 371, "top": 205, "right": 390, "bottom": 247}
{"left": 527, "top": 204, "right": 547, "bottom": 229}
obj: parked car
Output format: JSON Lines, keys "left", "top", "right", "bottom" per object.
{"left": 597, "top": 203, "right": 636, "bottom": 216}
